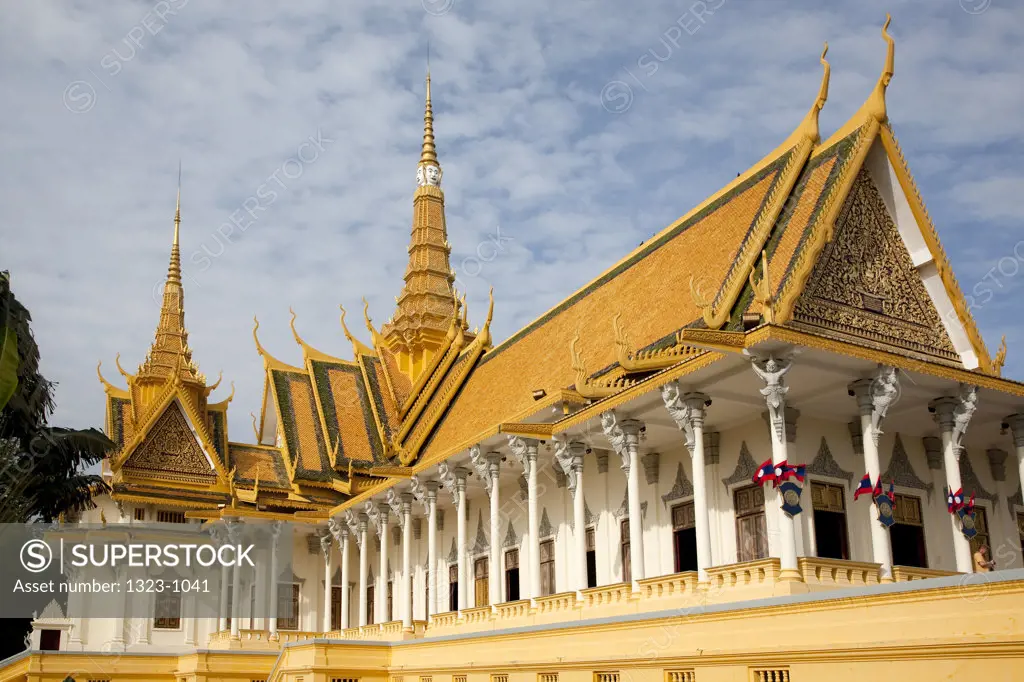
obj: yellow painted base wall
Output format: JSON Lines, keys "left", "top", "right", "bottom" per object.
{"left": 3, "top": 576, "right": 1021, "bottom": 682}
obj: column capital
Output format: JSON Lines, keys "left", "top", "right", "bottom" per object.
{"left": 508, "top": 435, "right": 540, "bottom": 477}
{"left": 438, "top": 462, "right": 461, "bottom": 505}
{"left": 661, "top": 382, "right": 711, "bottom": 455}
{"left": 319, "top": 529, "right": 333, "bottom": 558}
{"left": 400, "top": 492, "right": 414, "bottom": 515}
{"left": 328, "top": 516, "right": 347, "bottom": 544}
{"left": 848, "top": 366, "right": 900, "bottom": 446}
{"left": 554, "top": 437, "right": 586, "bottom": 494}
{"left": 1004, "top": 413, "right": 1024, "bottom": 448}
{"left": 929, "top": 384, "right": 978, "bottom": 455}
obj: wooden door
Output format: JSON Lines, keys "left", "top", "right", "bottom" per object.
{"left": 474, "top": 557, "right": 489, "bottom": 607}
{"left": 734, "top": 485, "right": 767, "bottom": 562}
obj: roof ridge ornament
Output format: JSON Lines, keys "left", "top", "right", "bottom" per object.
{"left": 866, "top": 14, "right": 895, "bottom": 123}
{"left": 797, "top": 42, "right": 830, "bottom": 143}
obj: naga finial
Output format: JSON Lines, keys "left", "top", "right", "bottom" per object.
{"left": 114, "top": 353, "right": 133, "bottom": 380}
{"left": 689, "top": 274, "right": 713, "bottom": 316}
{"left": 97, "top": 361, "right": 122, "bottom": 392}
{"left": 749, "top": 250, "right": 775, "bottom": 324}
{"left": 866, "top": 14, "right": 895, "bottom": 123}
{"left": 208, "top": 370, "right": 223, "bottom": 392}
{"left": 250, "top": 411, "right": 260, "bottom": 442}
{"left": 992, "top": 335, "right": 1007, "bottom": 376}
{"left": 362, "top": 297, "right": 374, "bottom": 334}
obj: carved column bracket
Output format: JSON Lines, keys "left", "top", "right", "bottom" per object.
{"left": 761, "top": 406, "right": 800, "bottom": 444}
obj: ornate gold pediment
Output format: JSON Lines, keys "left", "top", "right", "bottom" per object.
{"left": 121, "top": 401, "right": 218, "bottom": 485}
{"left": 791, "top": 168, "right": 959, "bottom": 363}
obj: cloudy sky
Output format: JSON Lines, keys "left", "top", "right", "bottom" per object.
{"left": 2, "top": 0, "right": 1022, "bottom": 434}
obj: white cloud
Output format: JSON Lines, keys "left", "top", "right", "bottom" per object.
{"left": 1, "top": 0, "right": 1022, "bottom": 433}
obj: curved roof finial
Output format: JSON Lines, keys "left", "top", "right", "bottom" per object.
{"left": 225, "top": 381, "right": 235, "bottom": 403}
{"left": 252, "top": 315, "right": 268, "bottom": 357}
{"left": 208, "top": 370, "right": 223, "bottom": 392}
{"left": 250, "top": 411, "right": 260, "bottom": 442}
{"left": 114, "top": 353, "right": 134, "bottom": 380}
{"left": 288, "top": 307, "right": 305, "bottom": 347}
{"left": 866, "top": 14, "right": 895, "bottom": 123}
{"left": 97, "top": 361, "right": 123, "bottom": 392}
{"left": 795, "top": 42, "right": 830, "bottom": 143}
{"left": 339, "top": 304, "right": 356, "bottom": 344}
{"left": 362, "top": 297, "right": 375, "bottom": 335}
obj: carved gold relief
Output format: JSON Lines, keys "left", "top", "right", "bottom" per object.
{"left": 792, "top": 169, "right": 959, "bottom": 362}
{"left": 122, "top": 402, "right": 216, "bottom": 483}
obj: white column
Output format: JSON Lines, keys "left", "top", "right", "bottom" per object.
{"left": 401, "top": 493, "right": 413, "bottom": 630}
{"left": 425, "top": 481, "right": 439, "bottom": 618}
{"left": 267, "top": 521, "right": 281, "bottom": 638}
{"left": 605, "top": 416, "right": 647, "bottom": 590}
{"left": 358, "top": 514, "right": 369, "bottom": 627}
{"left": 455, "top": 467, "right": 469, "bottom": 611}
{"left": 750, "top": 355, "right": 799, "bottom": 577}
{"left": 486, "top": 452, "right": 502, "bottom": 605}
{"left": 508, "top": 436, "right": 542, "bottom": 600}
{"left": 1006, "top": 414, "right": 1024, "bottom": 507}
{"left": 662, "top": 385, "right": 714, "bottom": 581}
{"left": 571, "top": 443, "right": 587, "bottom": 591}
{"left": 216, "top": 530, "right": 230, "bottom": 633}
{"left": 335, "top": 522, "right": 351, "bottom": 630}
{"left": 377, "top": 503, "right": 390, "bottom": 622}
{"left": 849, "top": 368, "right": 899, "bottom": 581}
{"left": 930, "top": 385, "right": 979, "bottom": 573}
{"left": 226, "top": 519, "right": 243, "bottom": 638}
{"left": 320, "top": 531, "right": 333, "bottom": 632}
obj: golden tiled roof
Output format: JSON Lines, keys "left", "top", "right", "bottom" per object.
{"left": 228, "top": 443, "right": 290, "bottom": 489}
{"left": 420, "top": 160, "right": 788, "bottom": 463}
{"left": 270, "top": 368, "right": 335, "bottom": 484}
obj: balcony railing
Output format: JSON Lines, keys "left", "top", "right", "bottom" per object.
{"left": 204, "top": 558, "right": 968, "bottom": 649}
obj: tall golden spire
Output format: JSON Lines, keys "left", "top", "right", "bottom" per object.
{"left": 381, "top": 71, "right": 460, "bottom": 380}
{"left": 420, "top": 71, "right": 438, "bottom": 167}
{"left": 138, "top": 166, "right": 203, "bottom": 387}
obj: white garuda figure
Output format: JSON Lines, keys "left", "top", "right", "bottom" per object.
{"left": 952, "top": 383, "right": 978, "bottom": 454}
{"left": 660, "top": 381, "right": 696, "bottom": 453}
{"left": 752, "top": 355, "right": 791, "bottom": 438}
{"left": 507, "top": 435, "right": 532, "bottom": 477}
{"left": 869, "top": 365, "right": 900, "bottom": 443}
{"left": 600, "top": 411, "right": 628, "bottom": 472}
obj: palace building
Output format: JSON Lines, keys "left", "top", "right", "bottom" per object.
{"left": 6, "top": 17, "right": 1024, "bottom": 682}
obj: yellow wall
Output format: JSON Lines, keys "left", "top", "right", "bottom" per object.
{"left": 4, "top": 575, "right": 1022, "bottom": 682}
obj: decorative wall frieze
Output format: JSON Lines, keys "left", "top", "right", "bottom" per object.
{"left": 806, "top": 437, "right": 854, "bottom": 488}
{"left": 539, "top": 508, "right": 554, "bottom": 539}
{"left": 596, "top": 449, "right": 609, "bottom": 473}
{"left": 881, "top": 434, "right": 933, "bottom": 501}
{"left": 722, "top": 442, "right": 758, "bottom": 489}
{"left": 471, "top": 509, "right": 488, "bottom": 556}
{"left": 959, "top": 451, "right": 998, "bottom": 504}
{"left": 661, "top": 461, "right": 693, "bottom": 507}
{"left": 503, "top": 520, "right": 519, "bottom": 548}
{"left": 613, "top": 489, "right": 648, "bottom": 520}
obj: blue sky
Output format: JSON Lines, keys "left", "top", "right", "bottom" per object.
{"left": 1, "top": 0, "right": 1022, "bottom": 433}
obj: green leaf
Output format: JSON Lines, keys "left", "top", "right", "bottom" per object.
{"left": 0, "top": 326, "right": 18, "bottom": 412}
